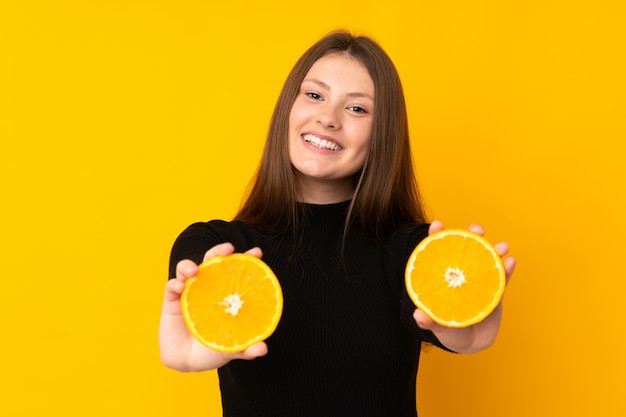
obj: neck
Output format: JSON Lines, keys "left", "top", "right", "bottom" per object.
{"left": 296, "top": 175, "right": 354, "bottom": 204}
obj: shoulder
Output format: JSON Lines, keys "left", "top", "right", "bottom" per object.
{"left": 168, "top": 220, "right": 266, "bottom": 277}
{"left": 369, "top": 222, "right": 429, "bottom": 280}
{"left": 173, "top": 220, "right": 265, "bottom": 252}
{"left": 385, "top": 222, "right": 430, "bottom": 258}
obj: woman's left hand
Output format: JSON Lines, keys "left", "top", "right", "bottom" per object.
{"left": 413, "top": 220, "right": 517, "bottom": 354}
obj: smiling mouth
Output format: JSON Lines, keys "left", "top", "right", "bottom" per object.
{"left": 302, "top": 134, "right": 343, "bottom": 151}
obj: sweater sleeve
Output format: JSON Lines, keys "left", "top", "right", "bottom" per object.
{"left": 393, "top": 223, "right": 454, "bottom": 351}
{"left": 168, "top": 220, "right": 265, "bottom": 279}
{"left": 168, "top": 222, "right": 224, "bottom": 279}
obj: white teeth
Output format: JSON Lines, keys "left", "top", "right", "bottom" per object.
{"left": 303, "top": 134, "right": 342, "bottom": 151}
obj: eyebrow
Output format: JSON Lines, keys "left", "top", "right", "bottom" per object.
{"left": 303, "top": 78, "right": 374, "bottom": 100}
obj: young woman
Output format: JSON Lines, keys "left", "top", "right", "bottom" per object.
{"left": 159, "top": 30, "right": 516, "bottom": 417}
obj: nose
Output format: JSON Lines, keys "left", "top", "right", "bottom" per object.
{"left": 317, "top": 104, "right": 340, "bottom": 129}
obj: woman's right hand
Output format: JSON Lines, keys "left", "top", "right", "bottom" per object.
{"left": 158, "top": 242, "right": 268, "bottom": 372}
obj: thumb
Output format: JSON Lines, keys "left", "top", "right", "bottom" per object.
{"left": 428, "top": 220, "right": 444, "bottom": 235}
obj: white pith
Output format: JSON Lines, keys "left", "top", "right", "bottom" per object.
{"left": 445, "top": 267, "right": 466, "bottom": 288}
{"left": 220, "top": 294, "right": 243, "bottom": 316}
{"left": 303, "top": 133, "right": 342, "bottom": 151}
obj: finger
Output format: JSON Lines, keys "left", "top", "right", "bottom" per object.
{"left": 413, "top": 309, "right": 442, "bottom": 332}
{"left": 245, "top": 246, "right": 263, "bottom": 259}
{"left": 494, "top": 241, "right": 510, "bottom": 257}
{"left": 203, "top": 242, "right": 236, "bottom": 262}
{"left": 176, "top": 259, "right": 199, "bottom": 280}
{"left": 503, "top": 256, "right": 516, "bottom": 283}
{"left": 468, "top": 224, "right": 484, "bottom": 236}
{"left": 163, "top": 278, "right": 186, "bottom": 303}
{"left": 428, "top": 220, "right": 444, "bottom": 235}
{"left": 241, "top": 342, "right": 268, "bottom": 359}
{"left": 229, "top": 342, "right": 268, "bottom": 361}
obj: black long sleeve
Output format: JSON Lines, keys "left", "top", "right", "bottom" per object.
{"left": 168, "top": 201, "right": 445, "bottom": 417}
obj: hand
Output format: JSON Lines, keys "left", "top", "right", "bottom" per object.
{"left": 413, "top": 220, "right": 517, "bottom": 354}
{"left": 158, "top": 242, "right": 268, "bottom": 371}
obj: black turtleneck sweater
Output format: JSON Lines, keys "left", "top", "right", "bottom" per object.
{"left": 168, "top": 201, "right": 447, "bottom": 417}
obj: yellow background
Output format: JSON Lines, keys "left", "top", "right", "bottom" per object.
{"left": 1, "top": 1, "right": 624, "bottom": 416}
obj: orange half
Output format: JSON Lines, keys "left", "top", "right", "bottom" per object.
{"left": 405, "top": 229, "right": 506, "bottom": 328}
{"left": 181, "top": 253, "right": 283, "bottom": 352}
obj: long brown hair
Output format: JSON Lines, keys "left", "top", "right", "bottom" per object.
{"left": 234, "top": 30, "right": 429, "bottom": 239}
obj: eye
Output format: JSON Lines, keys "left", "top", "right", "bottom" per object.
{"left": 348, "top": 105, "right": 368, "bottom": 114}
{"left": 306, "top": 92, "right": 322, "bottom": 100}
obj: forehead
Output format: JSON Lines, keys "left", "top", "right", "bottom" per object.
{"left": 304, "top": 53, "right": 374, "bottom": 96}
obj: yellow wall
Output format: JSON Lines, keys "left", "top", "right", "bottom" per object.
{"left": 1, "top": 1, "right": 624, "bottom": 416}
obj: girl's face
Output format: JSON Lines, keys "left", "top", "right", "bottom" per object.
{"left": 288, "top": 53, "right": 375, "bottom": 203}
